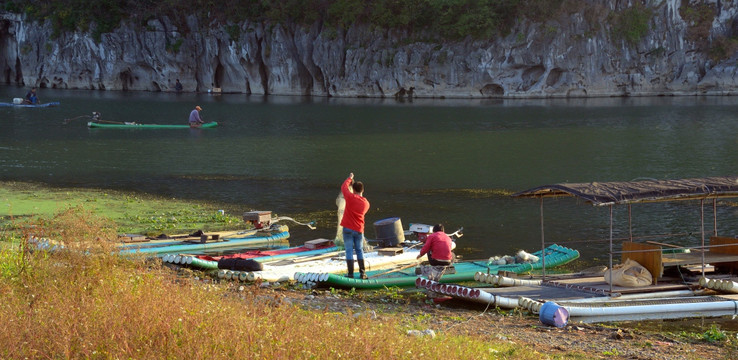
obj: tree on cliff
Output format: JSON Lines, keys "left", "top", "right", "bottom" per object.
{"left": 4, "top": 0, "right": 559, "bottom": 41}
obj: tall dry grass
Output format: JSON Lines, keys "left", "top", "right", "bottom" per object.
{"left": 0, "top": 206, "right": 542, "bottom": 359}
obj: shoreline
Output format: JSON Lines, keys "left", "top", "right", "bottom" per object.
{"left": 1, "top": 180, "right": 736, "bottom": 358}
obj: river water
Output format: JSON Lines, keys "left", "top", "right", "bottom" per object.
{"left": 2, "top": 85, "right": 738, "bottom": 263}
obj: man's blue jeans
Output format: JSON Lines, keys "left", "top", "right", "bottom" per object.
{"left": 343, "top": 228, "right": 365, "bottom": 261}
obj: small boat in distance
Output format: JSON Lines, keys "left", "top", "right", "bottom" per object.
{"left": 88, "top": 121, "right": 218, "bottom": 129}
{"left": 0, "top": 101, "right": 60, "bottom": 108}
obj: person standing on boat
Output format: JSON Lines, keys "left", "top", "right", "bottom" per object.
{"left": 189, "top": 106, "right": 204, "bottom": 128}
{"left": 340, "top": 172, "right": 370, "bottom": 279}
{"left": 23, "top": 87, "right": 38, "bottom": 105}
{"left": 417, "top": 224, "right": 454, "bottom": 266}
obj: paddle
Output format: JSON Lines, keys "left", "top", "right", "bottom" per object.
{"left": 290, "top": 250, "right": 343, "bottom": 263}
{"left": 62, "top": 115, "right": 91, "bottom": 125}
{"left": 267, "top": 250, "right": 343, "bottom": 266}
{"left": 369, "top": 262, "right": 419, "bottom": 279}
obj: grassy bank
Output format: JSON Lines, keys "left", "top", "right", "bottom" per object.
{"left": 0, "top": 199, "right": 545, "bottom": 359}
{"left": 0, "top": 181, "right": 260, "bottom": 237}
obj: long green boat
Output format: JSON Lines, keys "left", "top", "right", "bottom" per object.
{"left": 295, "top": 244, "right": 579, "bottom": 290}
{"left": 87, "top": 121, "right": 218, "bottom": 129}
{"left": 118, "top": 225, "right": 289, "bottom": 256}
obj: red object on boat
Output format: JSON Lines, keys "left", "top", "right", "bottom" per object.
{"left": 196, "top": 240, "right": 334, "bottom": 262}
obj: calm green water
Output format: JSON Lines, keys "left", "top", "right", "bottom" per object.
{"left": 3, "top": 85, "right": 738, "bottom": 262}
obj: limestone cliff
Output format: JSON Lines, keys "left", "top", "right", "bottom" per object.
{"left": 1, "top": 0, "right": 738, "bottom": 98}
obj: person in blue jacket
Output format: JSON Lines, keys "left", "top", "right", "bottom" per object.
{"left": 23, "top": 87, "right": 39, "bottom": 104}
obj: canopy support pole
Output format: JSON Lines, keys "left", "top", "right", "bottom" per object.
{"left": 628, "top": 204, "right": 632, "bottom": 242}
{"left": 540, "top": 196, "right": 546, "bottom": 279}
{"left": 609, "top": 204, "right": 614, "bottom": 294}
{"left": 713, "top": 197, "right": 718, "bottom": 236}
{"left": 701, "top": 199, "right": 706, "bottom": 277}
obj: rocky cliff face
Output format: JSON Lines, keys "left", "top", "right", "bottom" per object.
{"left": 1, "top": 0, "right": 738, "bottom": 98}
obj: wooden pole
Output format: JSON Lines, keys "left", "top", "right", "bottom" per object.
{"left": 540, "top": 196, "right": 546, "bottom": 280}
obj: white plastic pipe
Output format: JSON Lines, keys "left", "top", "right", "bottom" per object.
{"left": 564, "top": 299, "right": 738, "bottom": 317}
{"left": 416, "top": 278, "right": 496, "bottom": 305}
{"left": 496, "top": 276, "right": 542, "bottom": 287}
{"left": 495, "top": 296, "right": 519, "bottom": 309}
{"left": 720, "top": 280, "right": 738, "bottom": 293}
{"left": 563, "top": 290, "right": 709, "bottom": 303}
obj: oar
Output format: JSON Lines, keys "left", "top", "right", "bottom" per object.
{"left": 288, "top": 250, "right": 343, "bottom": 264}
{"left": 62, "top": 115, "right": 91, "bottom": 125}
{"left": 369, "top": 262, "right": 419, "bottom": 278}
{"left": 94, "top": 119, "right": 130, "bottom": 125}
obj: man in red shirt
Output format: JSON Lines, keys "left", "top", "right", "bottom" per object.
{"left": 340, "top": 172, "right": 370, "bottom": 279}
{"left": 417, "top": 224, "right": 454, "bottom": 266}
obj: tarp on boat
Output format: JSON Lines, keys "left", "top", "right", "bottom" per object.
{"left": 511, "top": 176, "right": 738, "bottom": 206}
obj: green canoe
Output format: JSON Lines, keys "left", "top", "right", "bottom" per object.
{"left": 295, "top": 244, "right": 580, "bottom": 290}
{"left": 87, "top": 121, "right": 218, "bottom": 129}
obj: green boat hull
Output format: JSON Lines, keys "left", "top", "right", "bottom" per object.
{"left": 88, "top": 121, "right": 218, "bottom": 129}
{"left": 296, "top": 244, "right": 579, "bottom": 290}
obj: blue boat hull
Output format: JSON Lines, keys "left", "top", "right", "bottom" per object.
{"left": 0, "top": 102, "right": 60, "bottom": 108}
{"left": 118, "top": 229, "right": 290, "bottom": 256}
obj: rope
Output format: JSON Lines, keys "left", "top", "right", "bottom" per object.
{"left": 62, "top": 115, "right": 91, "bottom": 124}
{"left": 272, "top": 216, "right": 316, "bottom": 229}
{"left": 442, "top": 293, "right": 495, "bottom": 333}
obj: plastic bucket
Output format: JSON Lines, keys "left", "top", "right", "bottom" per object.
{"left": 373, "top": 217, "right": 405, "bottom": 247}
{"left": 539, "top": 301, "right": 569, "bottom": 328}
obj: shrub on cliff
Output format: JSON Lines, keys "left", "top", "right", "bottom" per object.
{"left": 6, "top": 0, "right": 547, "bottom": 41}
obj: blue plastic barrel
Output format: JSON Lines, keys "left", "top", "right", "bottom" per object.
{"left": 539, "top": 301, "right": 569, "bottom": 328}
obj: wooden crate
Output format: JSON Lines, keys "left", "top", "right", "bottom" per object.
{"left": 243, "top": 211, "right": 272, "bottom": 224}
{"left": 377, "top": 247, "right": 404, "bottom": 256}
{"left": 119, "top": 234, "right": 146, "bottom": 243}
{"left": 622, "top": 241, "right": 662, "bottom": 284}
{"left": 710, "top": 236, "right": 738, "bottom": 273}
{"left": 304, "top": 239, "right": 332, "bottom": 249}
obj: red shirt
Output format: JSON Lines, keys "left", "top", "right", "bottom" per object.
{"left": 418, "top": 231, "right": 453, "bottom": 261}
{"left": 340, "top": 177, "right": 370, "bottom": 233}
